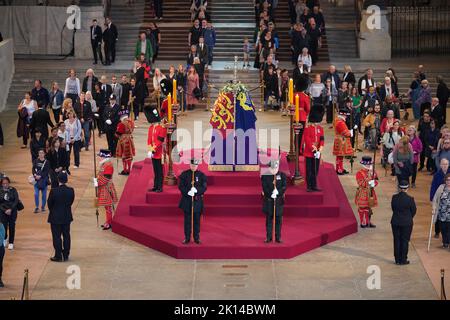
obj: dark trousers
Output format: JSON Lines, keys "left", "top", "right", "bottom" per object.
{"left": 152, "top": 158, "right": 163, "bottom": 190}
{"left": 435, "top": 220, "right": 441, "bottom": 235}
{"left": 66, "top": 93, "right": 78, "bottom": 106}
{"left": 411, "top": 162, "right": 418, "bottom": 184}
{"left": 104, "top": 42, "right": 116, "bottom": 64}
{"left": 105, "top": 129, "right": 117, "bottom": 156}
{"left": 265, "top": 202, "right": 283, "bottom": 241}
{"left": 326, "top": 101, "right": 334, "bottom": 123}
{"left": 420, "top": 150, "right": 435, "bottom": 171}
{"left": 51, "top": 108, "right": 61, "bottom": 123}
{"left": 305, "top": 157, "right": 320, "bottom": 189}
{"left": 154, "top": 0, "right": 163, "bottom": 18}
{"left": 184, "top": 209, "right": 201, "bottom": 241}
{"left": 50, "top": 223, "right": 71, "bottom": 259}
{"left": 0, "top": 245, "right": 4, "bottom": 280}
{"left": 110, "top": 42, "right": 116, "bottom": 63}
{"left": 68, "top": 140, "right": 81, "bottom": 167}
{"left": 391, "top": 224, "right": 413, "bottom": 264}
{"left": 441, "top": 221, "right": 450, "bottom": 245}
{"left": 1, "top": 211, "right": 17, "bottom": 244}
{"left": 91, "top": 40, "right": 103, "bottom": 63}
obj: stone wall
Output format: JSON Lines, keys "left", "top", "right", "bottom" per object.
{"left": 0, "top": 39, "right": 15, "bottom": 113}
{"left": 0, "top": 6, "right": 103, "bottom": 57}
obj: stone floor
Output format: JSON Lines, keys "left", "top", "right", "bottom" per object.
{"left": 0, "top": 59, "right": 449, "bottom": 300}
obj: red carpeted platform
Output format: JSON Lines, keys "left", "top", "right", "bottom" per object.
{"left": 112, "top": 150, "right": 357, "bottom": 259}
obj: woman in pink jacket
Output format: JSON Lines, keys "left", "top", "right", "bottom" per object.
{"left": 407, "top": 125, "right": 423, "bottom": 188}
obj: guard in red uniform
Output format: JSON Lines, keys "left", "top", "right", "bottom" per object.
{"left": 94, "top": 149, "right": 118, "bottom": 230}
{"left": 355, "top": 156, "right": 378, "bottom": 228}
{"left": 333, "top": 107, "right": 354, "bottom": 175}
{"left": 147, "top": 107, "right": 167, "bottom": 192}
{"left": 300, "top": 105, "right": 324, "bottom": 192}
{"left": 295, "top": 90, "right": 311, "bottom": 151}
{"left": 115, "top": 109, "right": 135, "bottom": 175}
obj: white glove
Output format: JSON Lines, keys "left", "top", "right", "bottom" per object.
{"left": 93, "top": 178, "right": 98, "bottom": 187}
{"left": 190, "top": 187, "right": 198, "bottom": 194}
{"left": 354, "top": 125, "right": 358, "bottom": 130}
{"left": 272, "top": 188, "right": 279, "bottom": 196}
{"left": 188, "top": 190, "right": 195, "bottom": 197}
{"left": 147, "top": 151, "right": 153, "bottom": 158}
{"left": 106, "top": 119, "right": 112, "bottom": 125}
{"left": 271, "top": 192, "right": 277, "bottom": 199}
{"left": 350, "top": 129, "right": 354, "bottom": 137}
{"left": 368, "top": 180, "right": 376, "bottom": 188}
{"left": 94, "top": 113, "right": 100, "bottom": 118}
{"left": 314, "top": 151, "right": 321, "bottom": 159}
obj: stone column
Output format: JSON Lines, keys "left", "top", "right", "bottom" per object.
{"left": 358, "top": 7, "right": 391, "bottom": 60}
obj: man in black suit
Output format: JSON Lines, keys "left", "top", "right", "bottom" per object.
{"left": 390, "top": 180, "right": 417, "bottom": 265}
{"left": 262, "top": 160, "right": 287, "bottom": 243}
{"left": 436, "top": 76, "right": 449, "bottom": 124}
{"left": 178, "top": 159, "right": 207, "bottom": 244}
{"left": 31, "top": 80, "right": 50, "bottom": 109}
{"left": 103, "top": 94, "right": 120, "bottom": 156}
{"left": 102, "top": 17, "right": 118, "bottom": 65}
{"left": 90, "top": 19, "right": 103, "bottom": 65}
{"left": 430, "top": 97, "right": 445, "bottom": 129}
{"left": 321, "top": 65, "right": 340, "bottom": 93}
{"left": 47, "top": 172, "right": 74, "bottom": 262}
{"left": 30, "top": 103, "right": 54, "bottom": 139}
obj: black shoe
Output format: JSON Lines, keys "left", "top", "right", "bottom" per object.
{"left": 276, "top": 239, "right": 283, "bottom": 243}
{"left": 0, "top": 280, "right": 4, "bottom": 287}
{"left": 342, "top": 170, "right": 349, "bottom": 174}
{"left": 312, "top": 187, "right": 322, "bottom": 192}
{"left": 50, "top": 256, "right": 63, "bottom": 262}
{"left": 119, "top": 170, "right": 126, "bottom": 175}
{"left": 194, "top": 239, "right": 201, "bottom": 244}
{"left": 368, "top": 223, "right": 376, "bottom": 228}
{"left": 264, "top": 238, "right": 272, "bottom": 243}
{"left": 400, "top": 260, "right": 410, "bottom": 265}
{"left": 182, "top": 239, "right": 190, "bottom": 244}
{"left": 395, "top": 261, "right": 400, "bottom": 265}
{"left": 306, "top": 187, "right": 314, "bottom": 192}
{"left": 337, "top": 171, "right": 345, "bottom": 176}
{"left": 418, "top": 166, "right": 424, "bottom": 172}
{"left": 101, "top": 224, "right": 111, "bottom": 230}
{"left": 434, "top": 233, "right": 440, "bottom": 239}
{"left": 443, "top": 244, "right": 449, "bottom": 249}
{"left": 154, "top": 189, "right": 163, "bottom": 193}
{"left": 149, "top": 187, "right": 157, "bottom": 192}
{"left": 63, "top": 256, "right": 69, "bottom": 262}
{"left": 360, "top": 224, "right": 367, "bottom": 229}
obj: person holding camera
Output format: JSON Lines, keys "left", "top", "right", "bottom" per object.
{"left": 0, "top": 176, "right": 20, "bottom": 250}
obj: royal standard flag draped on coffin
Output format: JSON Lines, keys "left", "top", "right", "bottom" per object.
{"left": 209, "top": 84, "right": 258, "bottom": 171}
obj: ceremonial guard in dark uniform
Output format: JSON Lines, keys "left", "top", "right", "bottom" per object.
{"left": 391, "top": 180, "right": 416, "bottom": 265}
{"left": 103, "top": 94, "right": 120, "bottom": 156}
{"left": 146, "top": 107, "right": 167, "bottom": 192}
{"left": 301, "top": 105, "right": 324, "bottom": 192}
{"left": 178, "top": 159, "right": 207, "bottom": 244}
{"left": 261, "top": 160, "right": 287, "bottom": 243}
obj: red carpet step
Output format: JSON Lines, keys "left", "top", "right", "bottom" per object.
{"left": 112, "top": 150, "right": 357, "bottom": 259}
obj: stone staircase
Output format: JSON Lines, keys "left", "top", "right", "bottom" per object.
{"left": 320, "top": 1, "right": 358, "bottom": 61}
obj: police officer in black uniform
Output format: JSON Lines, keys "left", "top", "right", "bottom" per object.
{"left": 262, "top": 160, "right": 287, "bottom": 243}
{"left": 103, "top": 94, "right": 120, "bottom": 156}
{"left": 391, "top": 180, "right": 417, "bottom": 265}
{"left": 178, "top": 159, "right": 207, "bottom": 244}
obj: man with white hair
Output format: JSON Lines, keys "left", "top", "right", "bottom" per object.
{"left": 82, "top": 68, "right": 98, "bottom": 93}
{"left": 430, "top": 97, "right": 445, "bottom": 129}
{"left": 380, "top": 76, "right": 399, "bottom": 103}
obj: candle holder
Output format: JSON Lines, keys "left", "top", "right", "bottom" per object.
{"left": 287, "top": 103, "right": 296, "bottom": 162}
{"left": 292, "top": 122, "right": 304, "bottom": 185}
{"left": 164, "top": 121, "right": 178, "bottom": 186}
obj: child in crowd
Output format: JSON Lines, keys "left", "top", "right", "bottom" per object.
{"left": 243, "top": 37, "right": 250, "bottom": 68}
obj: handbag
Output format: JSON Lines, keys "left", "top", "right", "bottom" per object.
{"left": 28, "top": 175, "right": 36, "bottom": 185}
{"left": 387, "top": 152, "right": 394, "bottom": 164}
{"left": 17, "top": 200, "right": 24, "bottom": 211}
{"left": 193, "top": 87, "right": 202, "bottom": 99}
